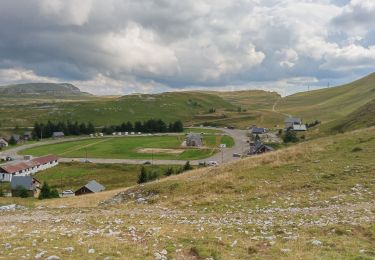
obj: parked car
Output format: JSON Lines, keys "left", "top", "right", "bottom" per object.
{"left": 61, "top": 190, "right": 75, "bottom": 197}
{"left": 143, "top": 161, "right": 152, "bottom": 165}
{"left": 207, "top": 161, "right": 219, "bottom": 166}
{"left": 233, "top": 153, "right": 242, "bottom": 158}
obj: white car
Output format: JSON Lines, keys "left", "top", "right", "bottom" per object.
{"left": 61, "top": 190, "right": 75, "bottom": 197}
{"left": 207, "top": 161, "right": 219, "bottom": 166}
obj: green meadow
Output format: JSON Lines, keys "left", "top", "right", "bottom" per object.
{"left": 20, "top": 135, "right": 234, "bottom": 160}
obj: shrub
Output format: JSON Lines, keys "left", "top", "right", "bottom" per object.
{"left": 183, "top": 161, "right": 193, "bottom": 171}
{"left": 138, "top": 166, "right": 148, "bottom": 184}
{"left": 283, "top": 129, "right": 299, "bottom": 143}
{"left": 38, "top": 182, "right": 59, "bottom": 199}
{"left": 164, "top": 167, "right": 174, "bottom": 176}
{"left": 352, "top": 147, "right": 363, "bottom": 152}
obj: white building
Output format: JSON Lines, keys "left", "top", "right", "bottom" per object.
{"left": 0, "top": 155, "right": 59, "bottom": 182}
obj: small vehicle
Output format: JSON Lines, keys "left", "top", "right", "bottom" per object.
{"left": 6, "top": 156, "right": 14, "bottom": 161}
{"left": 143, "top": 161, "right": 152, "bottom": 165}
{"left": 207, "top": 161, "right": 219, "bottom": 166}
{"left": 198, "top": 162, "right": 206, "bottom": 166}
{"left": 61, "top": 190, "right": 75, "bottom": 197}
{"left": 233, "top": 153, "right": 242, "bottom": 158}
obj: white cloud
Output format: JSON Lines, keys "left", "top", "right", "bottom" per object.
{"left": 0, "top": 0, "right": 374, "bottom": 95}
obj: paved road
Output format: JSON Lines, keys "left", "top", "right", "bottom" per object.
{"left": 1, "top": 128, "right": 250, "bottom": 166}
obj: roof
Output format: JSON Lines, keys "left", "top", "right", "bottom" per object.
{"left": 84, "top": 180, "right": 105, "bottom": 193}
{"left": 0, "top": 138, "right": 8, "bottom": 144}
{"left": 52, "top": 132, "right": 65, "bottom": 137}
{"left": 293, "top": 124, "right": 307, "bottom": 131}
{"left": 251, "top": 127, "right": 266, "bottom": 134}
{"left": 0, "top": 155, "right": 59, "bottom": 174}
{"left": 186, "top": 133, "right": 202, "bottom": 140}
{"left": 285, "top": 117, "right": 301, "bottom": 123}
{"left": 32, "top": 155, "right": 59, "bottom": 165}
{"left": 10, "top": 176, "right": 38, "bottom": 190}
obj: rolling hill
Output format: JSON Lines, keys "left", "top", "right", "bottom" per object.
{"left": 276, "top": 72, "right": 375, "bottom": 123}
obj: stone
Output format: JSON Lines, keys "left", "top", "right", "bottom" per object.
{"left": 88, "top": 248, "right": 95, "bottom": 254}
{"left": 311, "top": 240, "right": 322, "bottom": 246}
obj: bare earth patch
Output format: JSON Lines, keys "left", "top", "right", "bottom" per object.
{"left": 138, "top": 148, "right": 184, "bottom": 154}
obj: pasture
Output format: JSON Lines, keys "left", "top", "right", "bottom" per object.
{"left": 34, "top": 163, "right": 181, "bottom": 192}
{"left": 20, "top": 134, "right": 234, "bottom": 160}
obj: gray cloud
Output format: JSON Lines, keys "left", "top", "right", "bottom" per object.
{"left": 0, "top": 0, "right": 374, "bottom": 95}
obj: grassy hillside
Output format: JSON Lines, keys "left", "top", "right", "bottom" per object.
{"left": 0, "top": 91, "right": 234, "bottom": 127}
{"left": 330, "top": 98, "right": 375, "bottom": 133}
{"left": 1, "top": 127, "right": 374, "bottom": 259}
{"left": 277, "top": 73, "right": 375, "bottom": 123}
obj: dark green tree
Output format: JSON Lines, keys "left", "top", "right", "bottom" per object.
{"left": 8, "top": 136, "right": 17, "bottom": 146}
{"left": 283, "top": 130, "right": 299, "bottom": 143}
{"left": 138, "top": 167, "right": 148, "bottom": 184}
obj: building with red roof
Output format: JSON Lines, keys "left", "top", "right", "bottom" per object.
{"left": 0, "top": 155, "right": 58, "bottom": 182}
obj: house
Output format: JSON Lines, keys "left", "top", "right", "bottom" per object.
{"left": 0, "top": 155, "right": 59, "bottom": 182}
{"left": 292, "top": 124, "right": 307, "bottom": 131}
{"left": 23, "top": 131, "right": 33, "bottom": 140}
{"left": 285, "top": 117, "right": 302, "bottom": 129}
{"left": 248, "top": 141, "right": 274, "bottom": 155}
{"left": 250, "top": 126, "right": 268, "bottom": 135}
{"left": 75, "top": 180, "right": 105, "bottom": 196}
{"left": 0, "top": 138, "right": 8, "bottom": 148}
{"left": 11, "top": 176, "right": 41, "bottom": 197}
{"left": 52, "top": 132, "right": 65, "bottom": 138}
{"left": 186, "top": 133, "right": 203, "bottom": 147}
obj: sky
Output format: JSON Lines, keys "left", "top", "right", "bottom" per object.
{"left": 0, "top": 0, "right": 374, "bottom": 96}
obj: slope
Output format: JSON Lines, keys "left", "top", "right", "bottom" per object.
{"left": 330, "top": 98, "right": 375, "bottom": 132}
{"left": 0, "top": 91, "right": 235, "bottom": 127}
{"left": 277, "top": 72, "right": 375, "bottom": 123}
{"left": 1, "top": 127, "right": 374, "bottom": 259}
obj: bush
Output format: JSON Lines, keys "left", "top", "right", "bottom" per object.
{"left": 283, "top": 129, "right": 299, "bottom": 143}
{"left": 14, "top": 186, "right": 29, "bottom": 198}
{"left": 164, "top": 167, "right": 174, "bottom": 176}
{"left": 183, "top": 161, "right": 193, "bottom": 171}
{"left": 38, "top": 182, "right": 59, "bottom": 199}
{"left": 138, "top": 166, "right": 148, "bottom": 184}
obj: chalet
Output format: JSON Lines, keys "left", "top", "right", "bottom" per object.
{"left": 186, "top": 133, "right": 203, "bottom": 147}
{"left": 75, "top": 180, "right": 105, "bottom": 196}
{"left": 250, "top": 126, "right": 268, "bottom": 135}
{"left": 52, "top": 132, "right": 65, "bottom": 138}
{"left": 0, "top": 138, "right": 8, "bottom": 148}
{"left": 0, "top": 155, "right": 59, "bottom": 182}
{"left": 285, "top": 117, "right": 302, "bottom": 129}
{"left": 248, "top": 141, "right": 274, "bottom": 155}
{"left": 11, "top": 176, "right": 41, "bottom": 197}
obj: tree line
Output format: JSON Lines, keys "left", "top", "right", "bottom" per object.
{"left": 101, "top": 119, "right": 183, "bottom": 135}
{"left": 32, "top": 119, "right": 184, "bottom": 139}
{"left": 33, "top": 121, "right": 95, "bottom": 139}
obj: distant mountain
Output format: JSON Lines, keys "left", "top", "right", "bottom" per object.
{"left": 0, "top": 83, "right": 92, "bottom": 97}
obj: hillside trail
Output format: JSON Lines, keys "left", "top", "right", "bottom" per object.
{"left": 272, "top": 97, "right": 292, "bottom": 118}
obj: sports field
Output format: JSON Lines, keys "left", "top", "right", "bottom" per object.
{"left": 20, "top": 135, "right": 234, "bottom": 160}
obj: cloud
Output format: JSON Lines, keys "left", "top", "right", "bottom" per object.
{"left": 0, "top": 0, "right": 374, "bottom": 95}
